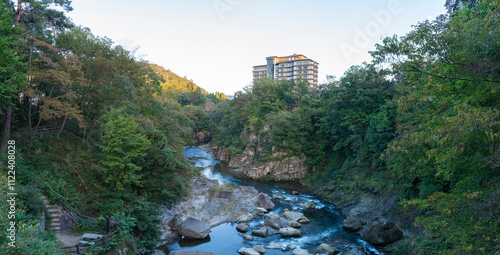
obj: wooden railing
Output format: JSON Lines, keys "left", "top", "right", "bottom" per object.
{"left": 23, "top": 182, "right": 121, "bottom": 254}
{"left": 9, "top": 125, "right": 62, "bottom": 140}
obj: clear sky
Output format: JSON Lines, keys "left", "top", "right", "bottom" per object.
{"left": 67, "top": 0, "right": 447, "bottom": 95}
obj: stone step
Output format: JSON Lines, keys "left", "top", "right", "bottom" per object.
{"left": 47, "top": 208, "right": 60, "bottom": 212}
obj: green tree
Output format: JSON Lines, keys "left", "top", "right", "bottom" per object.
{"left": 372, "top": 2, "right": 500, "bottom": 253}
{"left": 0, "top": 2, "right": 25, "bottom": 152}
{"left": 98, "top": 109, "right": 151, "bottom": 191}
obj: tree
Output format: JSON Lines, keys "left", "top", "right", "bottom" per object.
{"left": 98, "top": 110, "right": 151, "bottom": 191}
{"left": 445, "top": 0, "right": 479, "bottom": 13}
{"left": 0, "top": 2, "right": 25, "bottom": 152}
{"left": 371, "top": 2, "right": 500, "bottom": 253}
{"left": 1, "top": 0, "right": 73, "bottom": 152}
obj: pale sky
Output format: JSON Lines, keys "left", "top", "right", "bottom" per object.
{"left": 67, "top": 0, "right": 447, "bottom": 95}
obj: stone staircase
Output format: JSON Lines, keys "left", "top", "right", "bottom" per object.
{"left": 40, "top": 195, "right": 62, "bottom": 231}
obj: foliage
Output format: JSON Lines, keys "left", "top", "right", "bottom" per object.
{"left": 371, "top": 1, "right": 500, "bottom": 253}
{"left": 97, "top": 109, "right": 151, "bottom": 191}
{"left": 0, "top": 175, "right": 63, "bottom": 255}
{"left": 407, "top": 180, "right": 500, "bottom": 255}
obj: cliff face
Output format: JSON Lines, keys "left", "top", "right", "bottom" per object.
{"left": 213, "top": 130, "right": 307, "bottom": 181}
{"left": 193, "top": 130, "right": 211, "bottom": 144}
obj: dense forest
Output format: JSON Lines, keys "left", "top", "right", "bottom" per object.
{"left": 0, "top": 0, "right": 499, "bottom": 254}
{"left": 209, "top": 1, "right": 500, "bottom": 254}
{"left": 0, "top": 1, "right": 227, "bottom": 254}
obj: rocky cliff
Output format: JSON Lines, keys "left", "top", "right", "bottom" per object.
{"left": 213, "top": 130, "right": 307, "bottom": 181}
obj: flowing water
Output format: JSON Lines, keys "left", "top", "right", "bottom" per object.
{"left": 164, "top": 145, "right": 384, "bottom": 255}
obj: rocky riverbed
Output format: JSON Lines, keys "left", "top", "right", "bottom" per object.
{"left": 158, "top": 177, "right": 263, "bottom": 241}
{"left": 157, "top": 146, "right": 389, "bottom": 255}
{"left": 158, "top": 176, "right": 345, "bottom": 255}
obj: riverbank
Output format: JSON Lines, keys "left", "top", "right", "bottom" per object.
{"left": 158, "top": 177, "right": 262, "bottom": 242}
{"left": 211, "top": 143, "right": 410, "bottom": 254}
{"left": 158, "top": 145, "right": 384, "bottom": 255}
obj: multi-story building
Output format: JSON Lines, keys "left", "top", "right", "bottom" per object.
{"left": 252, "top": 54, "right": 319, "bottom": 87}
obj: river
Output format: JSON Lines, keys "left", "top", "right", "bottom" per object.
{"left": 163, "top": 145, "right": 384, "bottom": 255}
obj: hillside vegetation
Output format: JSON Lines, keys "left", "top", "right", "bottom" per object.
{"left": 209, "top": 1, "right": 500, "bottom": 254}
{"left": 0, "top": 1, "right": 227, "bottom": 253}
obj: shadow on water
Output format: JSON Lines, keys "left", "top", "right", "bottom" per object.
{"left": 164, "top": 145, "right": 384, "bottom": 255}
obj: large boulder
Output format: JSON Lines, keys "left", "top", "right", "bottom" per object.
{"left": 242, "top": 235, "right": 253, "bottom": 241}
{"left": 263, "top": 214, "right": 282, "bottom": 230}
{"left": 287, "top": 221, "right": 301, "bottom": 228}
{"left": 237, "top": 247, "right": 260, "bottom": 255}
{"left": 342, "top": 218, "right": 364, "bottom": 232}
{"left": 252, "top": 227, "right": 268, "bottom": 238}
{"left": 177, "top": 217, "right": 211, "bottom": 239}
{"left": 279, "top": 227, "right": 302, "bottom": 237}
{"left": 318, "top": 243, "right": 341, "bottom": 255}
{"left": 170, "top": 252, "right": 214, "bottom": 255}
{"left": 255, "top": 207, "right": 268, "bottom": 216}
{"left": 283, "top": 211, "right": 310, "bottom": 223}
{"left": 237, "top": 213, "right": 254, "bottom": 223}
{"left": 236, "top": 223, "right": 249, "bottom": 233}
{"left": 298, "top": 201, "right": 316, "bottom": 209}
{"left": 255, "top": 193, "right": 275, "bottom": 210}
{"left": 360, "top": 221, "right": 403, "bottom": 245}
{"left": 265, "top": 243, "right": 282, "bottom": 249}
{"left": 292, "top": 247, "right": 311, "bottom": 255}
{"left": 253, "top": 245, "right": 266, "bottom": 254}
{"left": 168, "top": 214, "right": 183, "bottom": 231}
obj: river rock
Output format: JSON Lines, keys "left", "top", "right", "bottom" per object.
{"left": 264, "top": 214, "right": 281, "bottom": 230}
{"left": 253, "top": 245, "right": 266, "bottom": 254}
{"left": 283, "top": 211, "right": 310, "bottom": 224}
{"left": 272, "top": 195, "right": 284, "bottom": 200}
{"left": 279, "top": 227, "right": 302, "bottom": 237}
{"left": 255, "top": 193, "right": 275, "bottom": 210}
{"left": 242, "top": 235, "right": 253, "bottom": 241}
{"left": 298, "top": 201, "right": 316, "bottom": 209}
{"left": 238, "top": 213, "right": 254, "bottom": 223}
{"left": 168, "top": 214, "right": 183, "bottom": 231}
{"left": 170, "top": 251, "right": 214, "bottom": 255}
{"left": 252, "top": 227, "right": 268, "bottom": 238}
{"left": 256, "top": 207, "right": 268, "bottom": 214}
{"left": 342, "top": 218, "right": 364, "bottom": 232}
{"left": 265, "top": 243, "right": 282, "bottom": 249}
{"left": 236, "top": 223, "right": 249, "bottom": 233}
{"left": 287, "top": 221, "right": 301, "bottom": 228}
{"left": 282, "top": 211, "right": 303, "bottom": 221}
{"left": 238, "top": 247, "right": 260, "bottom": 255}
{"left": 177, "top": 217, "right": 210, "bottom": 239}
{"left": 288, "top": 244, "right": 296, "bottom": 250}
{"left": 292, "top": 191, "right": 300, "bottom": 195}
{"left": 360, "top": 221, "right": 403, "bottom": 245}
{"left": 318, "top": 243, "right": 340, "bottom": 255}
{"left": 267, "top": 227, "right": 280, "bottom": 236}
{"left": 344, "top": 247, "right": 366, "bottom": 255}
{"left": 292, "top": 247, "right": 311, "bottom": 255}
